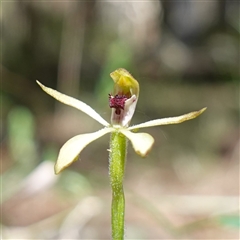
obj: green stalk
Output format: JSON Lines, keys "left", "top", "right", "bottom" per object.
{"left": 109, "top": 131, "right": 127, "bottom": 240}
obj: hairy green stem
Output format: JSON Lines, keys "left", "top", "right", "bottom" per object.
{"left": 109, "top": 131, "right": 127, "bottom": 240}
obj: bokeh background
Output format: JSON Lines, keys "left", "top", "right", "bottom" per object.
{"left": 1, "top": 1, "right": 239, "bottom": 239}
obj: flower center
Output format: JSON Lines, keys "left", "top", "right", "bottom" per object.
{"left": 109, "top": 94, "right": 128, "bottom": 115}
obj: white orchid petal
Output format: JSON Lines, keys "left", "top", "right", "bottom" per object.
{"left": 120, "top": 129, "right": 154, "bottom": 157}
{"left": 128, "top": 107, "right": 207, "bottom": 130}
{"left": 111, "top": 95, "right": 137, "bottom": 127}
{"left": 36, "top": 81, "right": 110, "bottom": 127}
{"left": 55, "top": 127, "right": 113, "bottom": 174}
{"left": 122, "top": 95, "right": 138, "bottom": 127}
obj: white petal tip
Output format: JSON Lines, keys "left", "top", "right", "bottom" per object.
{"left": 54, "top": 164, "right": 64, "bottom": 175}
{"left": 54, "top": 162, "right": 71, "bottom": 175}
{"left": 120, "top": 129, "right": 154, "bottom": 157}
{"left": 36, "top": 80, "right": 44, "bottom": 88}
{"left": 135, "top": 144, "right": 154, "bottom": 157}
{"left": 54, "top": 128, "right": 112, "bottom": 174}
{"left": 193, "top": 107, "right": 207, "bottom": 116}
{"left": 134, "top": 134, "right": 154, "bottom": 157}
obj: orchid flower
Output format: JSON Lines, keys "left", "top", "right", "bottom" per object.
{"left": 37, "top": 68, "right": 206, "bottom": 239}
{"left": 37, "top": 68, "right": 205, "bottom": 174}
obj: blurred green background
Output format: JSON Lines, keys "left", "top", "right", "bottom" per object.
{"left": 1, "top": 1, "right": 239, "bottom": 239}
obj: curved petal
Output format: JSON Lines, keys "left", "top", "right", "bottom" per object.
{"left": 36, "top": 81, "right": 110, "bottom": 127}
{"left": 128, "top": 108, "right": 207, "bottom": 131}
{"left": 120, "top": 129, "right": 154, "bottom": 157}
{"left": 55, "top": 128, "right": 113, "bottom": 174}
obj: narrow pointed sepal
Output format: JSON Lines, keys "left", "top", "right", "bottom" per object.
{"left": 128, "top": 107, "right": 207, "bottom": 131}
{"left": 36, "top": 81, "right": 110, "bottom": 127}
{"left": 54, "top": 128, "right": 113, "bottom": 174}
{"left": 120, "top": 129, "right": 154, "bottom": 157}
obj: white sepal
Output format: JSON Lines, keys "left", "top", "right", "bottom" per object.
{"left": 36, "top": 81, "right": 110, "bottom": 127}
{"left": 55, "top": 127, "right": 113, "bottom": 174}
{"left": 128, "top": 108, "right": 207, "bottom": 131}
{"left": 120, "top": 129, "right": 154, "bottom": 157}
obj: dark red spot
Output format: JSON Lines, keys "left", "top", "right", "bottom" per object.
{"left": 109, "top": 94, "right": 128, "bottom": 115}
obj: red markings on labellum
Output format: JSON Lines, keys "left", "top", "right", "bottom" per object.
{"left": 109, "top": 94, "right": 128, "bottom": 115}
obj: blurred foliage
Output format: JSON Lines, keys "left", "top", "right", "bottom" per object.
{"left": 219, "top": 215, "right": 240, "bottom": 228}
{"left": 2, "top": 107, "right": 37, "bottom": 202}
{"left": 1, "top": 1, "right": 239, "bottom": 239}
{"left": 8, "top": 107, "right": 36, "bottom": 166}
{"left": 96, "top": 40, "right": 133, "bottom": 103}
{"left": 56, "top": 170, "right": 92, "bottom": 198}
